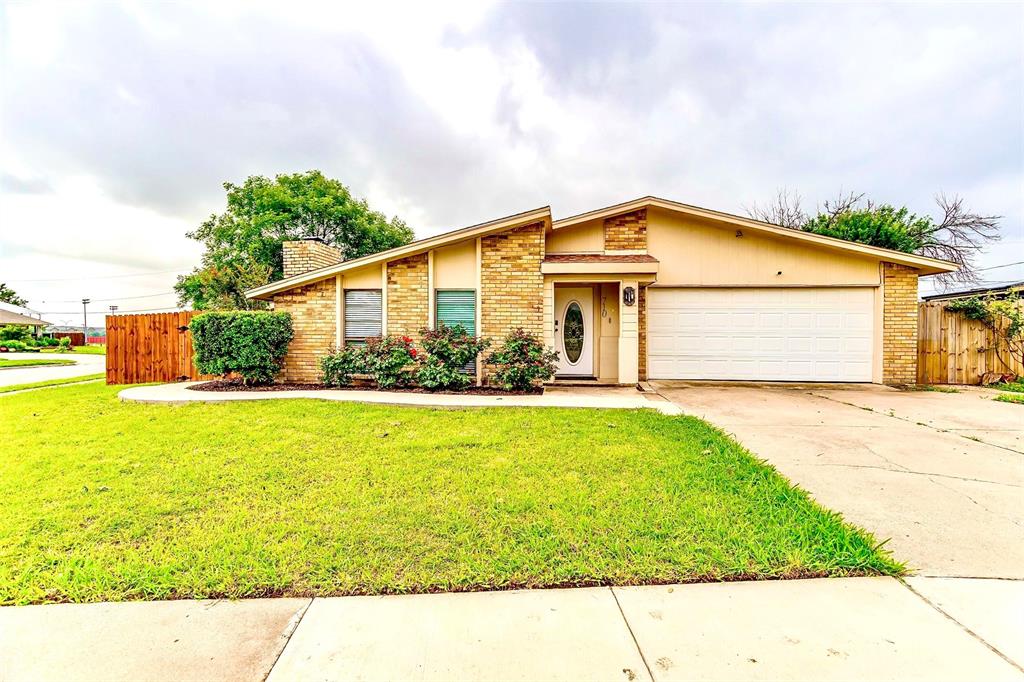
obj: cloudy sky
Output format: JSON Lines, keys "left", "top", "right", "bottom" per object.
{"left": 1, "top": 1, "right": 1021, "bottom": 326}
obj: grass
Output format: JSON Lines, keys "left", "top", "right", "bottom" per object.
{"left": 0, "top": 383, "right": 901, "bottom": 605}
{"left": 995, "top": 393, "right": 1024, "bottom": 405}
{"left": 902, "top": 384, "right": 960, "bottom": 393}
{"left": 0, "top": 358, "right": 75, "bottom": 369}
{"left": 41, "top": 344, "right": 106, "bottom": 355}
{"left": 995, "top": 381, "right": 1024, "bottom": 394}
{"left": 0, "top": 373, "right": 105, "bottom": 394}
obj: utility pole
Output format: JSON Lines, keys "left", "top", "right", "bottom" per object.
{"left": 82, "top": 298, "right": 90, "bottom": 345}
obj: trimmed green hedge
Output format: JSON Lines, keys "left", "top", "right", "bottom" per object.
{"left": 190, "top": 311, "right": 293, "bottom": 385}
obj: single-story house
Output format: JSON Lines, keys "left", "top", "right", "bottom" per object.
{"left": 247, "top": 196, "right": 957, "bottom": 385}
{"left": 0, "top": 304, "right": 52, "bottom": 336}
{"left": 922, "top": 280, "right": 1023, "bottom": 303}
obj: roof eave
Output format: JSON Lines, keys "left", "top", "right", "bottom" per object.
{"left": 246, "top": 206, "right": 552, "bottom": 300}
{"left": 551, "top": 196, "right": 959, "bottom": 275}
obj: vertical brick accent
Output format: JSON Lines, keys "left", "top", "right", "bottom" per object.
{"left": 272, "top": 277, "right": 336, "bottom": 382}
{"left": 282, "top": 240, "right": 341, "bottom": 278}
{"left": 882, "top": 263, "right": 919, "bottom": 385}
{"left": 638, "top": 286, "right": 647, "bottom": 381}
{"left": 386, "top": 253, "right": 429, "bottom": 342}
{"left": 481, "top": 222, "right": 545, "bottom": 379}
{"left": 604, "top": 209, "right": 647, "bottom": 251}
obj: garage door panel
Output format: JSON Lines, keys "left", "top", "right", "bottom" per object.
{"left": 647, "top": 287, "right": 874, "bottom": 382}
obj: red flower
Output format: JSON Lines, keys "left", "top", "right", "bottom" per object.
{"left": 409, "top": 348, "right": 418, "bottom": 358}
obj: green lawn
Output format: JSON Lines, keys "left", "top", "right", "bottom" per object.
{"left": 0, "top": 358, "right": 75, "bottom": 369}
{"left": 41, "top": 344, "right": 106, "bottom": 355}
{"left": 0, "top": 373, "right": 105, "bottom": 394}
{"left": 0, "top": 383, "right": 900, "bottom": 605}
{"left": 996, "top": 393, "right": 1024, "bottom": 405}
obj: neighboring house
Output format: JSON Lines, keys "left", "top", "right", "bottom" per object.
{"left": 0, "top": 303, "right": 52, "bottom": 337}
{"left": 922, "top": 281, "right": 1023, "bottom": 303}
{"left": 247, "top": 196, "right": 957, "bottom": 385}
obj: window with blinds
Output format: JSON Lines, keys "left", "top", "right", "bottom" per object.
{"left": 435, "top": 290, "right": 476, "bottom": 335}
{"left": 344, "top": 289, "right": 382, "bottom": 345}
{"left": 436, "top": 290, "right": 477, "bottom": 373}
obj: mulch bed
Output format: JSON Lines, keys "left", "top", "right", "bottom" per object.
{"left": 187, "top": 380, "right": 543, "bottom": 396}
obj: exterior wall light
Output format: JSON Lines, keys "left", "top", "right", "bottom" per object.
{"left": 623, "top": 286, "right": 636, "bottom": 306}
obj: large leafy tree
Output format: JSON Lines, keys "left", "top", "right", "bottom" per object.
{"left": 0, "top": 283, "right": 27, "bottom": 307}
{"left": 747, "top": 190, "right": 1000, "bottom": 285}
{"left": 176, "top": 171, "right": 414, "bottom": 309}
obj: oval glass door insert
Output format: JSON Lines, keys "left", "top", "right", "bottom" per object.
{"left": 563, "top": 301, "right": 585, "bottom": 364}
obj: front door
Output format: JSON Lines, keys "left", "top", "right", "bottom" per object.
{"left": 554, "top": 287, "right": 594, "bottom": 376}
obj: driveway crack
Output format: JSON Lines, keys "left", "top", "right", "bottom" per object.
{"left": 809, "top": 391, "right": 1024, "bottom": 456}
{"left": 808, "top": 462, "right": 1023, "bottom": 489}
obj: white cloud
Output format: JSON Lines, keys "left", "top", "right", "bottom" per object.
{"left": 1, "top": 0, "right": 1021, "bottom": 324}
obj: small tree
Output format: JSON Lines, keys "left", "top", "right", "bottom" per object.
{"left": 0, "top": 325, "right": 31, "bottom": 343}
{"left": 416, "top": 323, "right": 490, "bottom": 391}
{"left": 190, "top": 311, "right": 293, "bottom": 385}
{"left": 0, "top": 283, "right": 27, "bottom": 307}
{"left": 947, "top": 293, "right": 1023, "bottom": 376}
{"left": 486, "top": 328, "right": 559, "bottom": 392}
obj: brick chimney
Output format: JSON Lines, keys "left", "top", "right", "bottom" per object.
{"left": 282, "top": 238, "right": 342, "bottom": 278}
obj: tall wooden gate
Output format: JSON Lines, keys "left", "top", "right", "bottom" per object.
{"left": 918, "top": 301, "right": 1024, "bottom": 384}
{"left": 106, "top": 311, "right": 212, "bottom": 384}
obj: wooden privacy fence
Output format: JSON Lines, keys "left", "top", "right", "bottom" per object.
{"left": 106, "top": 311, "right": 213, "bottom": 384}
{"left": 918, "top": 301, "right": 1024, "bottom": 384}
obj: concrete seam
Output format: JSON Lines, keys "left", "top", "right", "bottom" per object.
{"left": 899, "top": 578, "right": 1024, "bottom": 674}
{"left": 809, "top": 391, "right": 1024, "bottom": 457}
{"left": 262, "top": 597, "right": 314, "bottom": 682}
{"left": 609, "top": 587, "right": 656, "bottom": 682}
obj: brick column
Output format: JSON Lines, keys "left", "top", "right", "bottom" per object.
{"left": 882, "top": 263, "right": 919, "bottom": 385}
{"left": 386, "top": 253, "right": 429, "bottom": 343}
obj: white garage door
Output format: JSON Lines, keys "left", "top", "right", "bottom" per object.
{"left": 647, "top": 288, "right": 874, "bottom": 382}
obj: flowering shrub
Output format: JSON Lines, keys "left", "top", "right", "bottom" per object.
{"left": 486, "top": 328, "right": 559, "bottom": 391}
{"left": 363, "top": 335, "right": 417, "bottom": 388}
{"left": 416, "top": 323, "right": 490, "bottom": 391}
{"left": 320, "top": 345, "right": 365, "bottom": 387}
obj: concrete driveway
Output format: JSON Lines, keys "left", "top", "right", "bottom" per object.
{"left": 653, "top": 381, "right": 1024, "bottom": 579}
{"left": 0, "top": 352, "right": 105, "bottom": 387}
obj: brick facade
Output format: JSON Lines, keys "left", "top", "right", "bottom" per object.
{"left": 481, "top": 222, "right": 545, "bottom": 361}
{"left": 283, "top": 240, "right": 342, "bottom": 278}
{"left": 882, "top": 263, "right": 919, "bottom": 385}
{"left": 272, "top": 277, "right": 335, "bottom": 383}
{"left": 386, "top": 253, "right": 429, "bottom": 342}
{"left": 604, "top": 209, "right": 647, "bottom": 251}
{"left": 637, "top": 285, "right": 647, "bottom": 381}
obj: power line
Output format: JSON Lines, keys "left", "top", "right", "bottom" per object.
{"left": 976, "top": 260, "right": 1024, "bottom": 272}
{"left": 37, "top": 305, "right": 187, "bottom": 315}
{"left": 43, "top": 291, "right": 176, "bottom": 303}
{"left": 6, "top": 268, "right": 190, "bottom": 283}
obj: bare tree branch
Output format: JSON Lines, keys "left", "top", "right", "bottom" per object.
{"left": 916, "top": 193, "right": 1002, "bottom": 286}
{"left": 745, "top": 188, "right": 807, "bottom": 229}
{"left": 818, "top": 190, "right": 865, "bottom": 228}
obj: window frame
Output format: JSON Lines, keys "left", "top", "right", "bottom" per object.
{"left": 343, "top": 288, "right": 383, "bottom": 346}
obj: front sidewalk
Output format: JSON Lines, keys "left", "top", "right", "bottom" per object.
{"left": 2, "top": 577, "right": 1020, "bottom": 681}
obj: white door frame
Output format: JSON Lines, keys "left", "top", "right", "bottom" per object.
{"left": 555, "top": 287, "right": 595, "bottom": 376}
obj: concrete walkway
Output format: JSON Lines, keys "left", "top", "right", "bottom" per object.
{"left": 119, "top": 381, "right": 683, "bottom": 415}
{"left": 0, "top": 351, "right": 105, "bottom": 387}
{"left": 2, "top": 577, "right": 1020, "bottom": 681}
